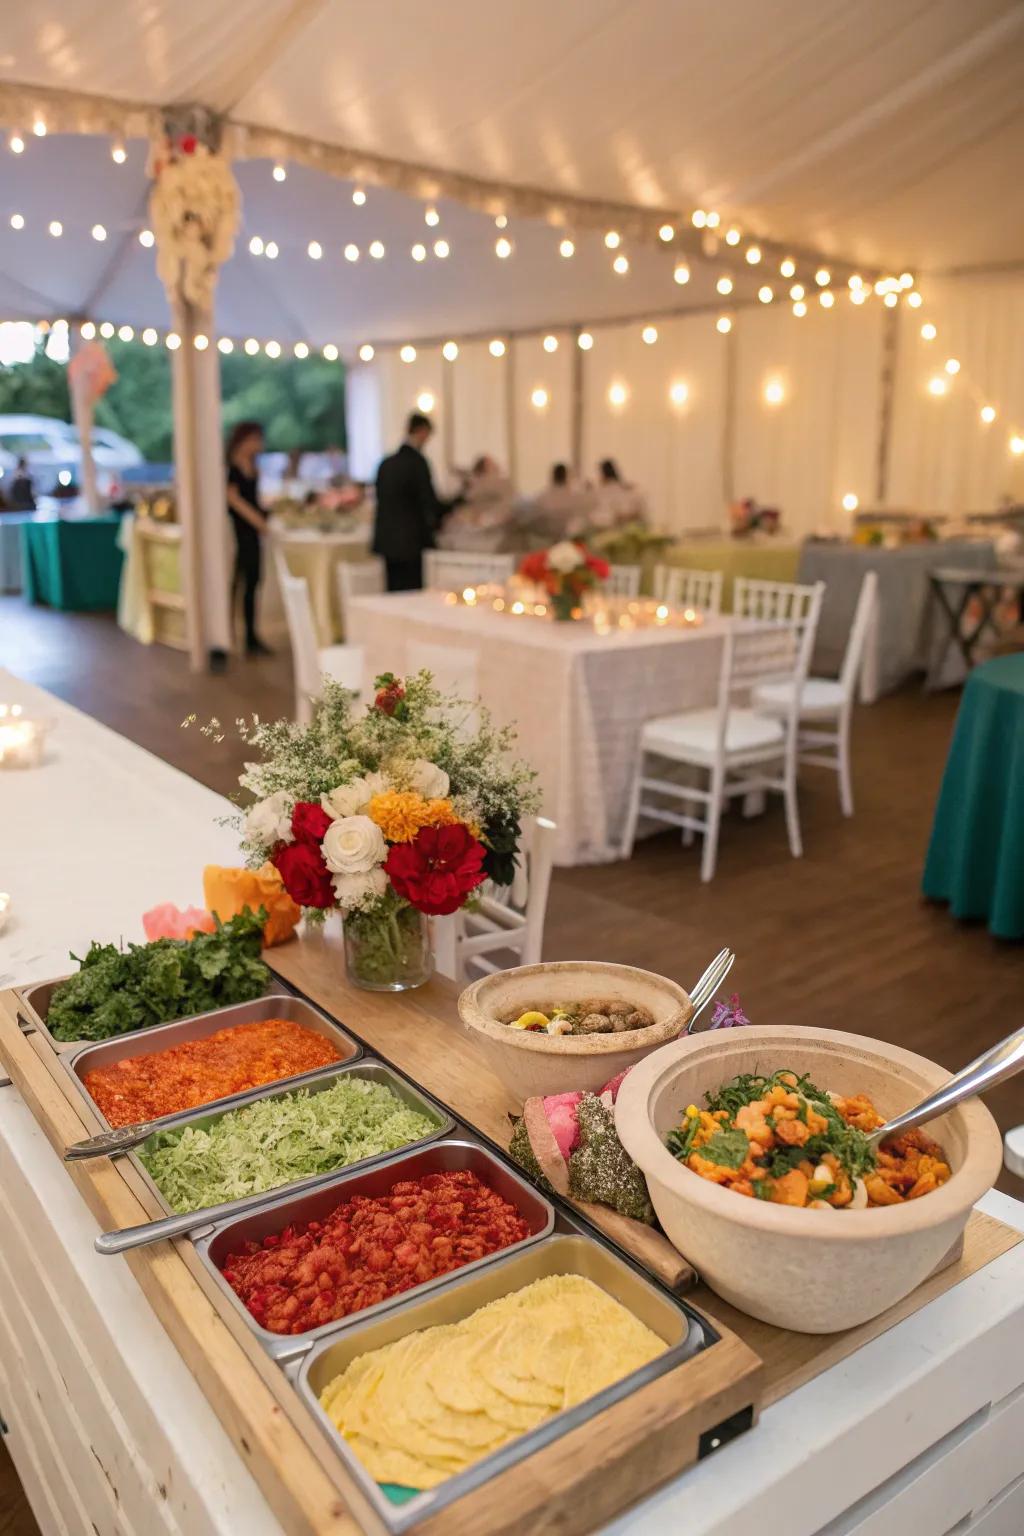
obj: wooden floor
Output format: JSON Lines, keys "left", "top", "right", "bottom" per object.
{"left": 1, "top": 594, "right": 1023, "bottom": 1531}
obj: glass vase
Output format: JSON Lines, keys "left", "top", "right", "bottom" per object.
{"left": 343, "top": 905, "right": 433, "bottom": 992}
{"left": 551, "top": 588, "right": 578, "bottom": 622}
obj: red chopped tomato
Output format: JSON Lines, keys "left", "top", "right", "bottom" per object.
{"left": 220, "top": 1169, "right": 531, "bottom": 1335}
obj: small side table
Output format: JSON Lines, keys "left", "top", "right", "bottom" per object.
{"left": 926, "top": 565, "right": 1024, "bottom": 689}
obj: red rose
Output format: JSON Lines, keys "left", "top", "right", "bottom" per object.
{"left": 291, "top": 800, "right": 333, "bottom": 845}
{"left": 272, "top": 841, "right": 334, "bottom": 909}
{"left": 385, "top": 824, "right": 486, "bottom": 916}
{"left": 518, "top": 551, "right": 548, "bottom": 583}
{"left": 585, "top": 554, "right": 610, "bottom": 580}
{"left": 179, "top": 133, "right": 198, "bottom": 154}
{"left": 373, "top": 673, "right": 406, "bottom": 716}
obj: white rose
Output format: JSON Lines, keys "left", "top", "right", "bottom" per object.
{"left": 244, "top": 790, "right": 293, "bottom": 848}
{"left": 332, "top": 865, "right": 388, "bottom": 913}
{"left": 548, "top": 540, "right": 584, "bottom": 574}
{"left": 321, "top": 771, "right": 389, "bottom": 821}
{"left": 322, "top": 814, "right": 387, "bottom": 875}
{"left": 408, "top": 759, "right": 450, "bottom": 800}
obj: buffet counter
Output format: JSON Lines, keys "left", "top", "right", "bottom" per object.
{"left": 2, "top": 671, "right": 1024, "bottom": 1535}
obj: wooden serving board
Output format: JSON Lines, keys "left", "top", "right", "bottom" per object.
{"left": 0, "top": 990, "right": 762, "bottom": 1536}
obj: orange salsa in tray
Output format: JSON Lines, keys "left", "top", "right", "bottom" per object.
{"left": 82, "top": 1018, "right": 344, "bottom": 1127}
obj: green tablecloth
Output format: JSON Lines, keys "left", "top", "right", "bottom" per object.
{"left": 922, "top": 653, "right": 1024, "bottom": 939}
{"left": 665, "top": 540, "right": 802, "bottom": 611}
{"left": 20, "top": 514, "right": 124, "bottom": 610}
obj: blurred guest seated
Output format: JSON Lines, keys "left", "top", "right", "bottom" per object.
{"left": 525, "top": 462, "right": 597, "bottom": 542}
{"left": 437, "top": 454, "right": 515, "bottom": 551}
{"left": 7, "top": 456, "right": 36, "bottom": 511}
{"left": 592, "top": 458, "right": 647, "bottom": 528}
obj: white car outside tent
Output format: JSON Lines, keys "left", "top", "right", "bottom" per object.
{"left": 0, "top": 413, "right": 143, "bottom": 497}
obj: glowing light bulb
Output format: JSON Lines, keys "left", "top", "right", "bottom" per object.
{"left": 33, "top": 119, "right": 46, "bottom": 137}
{"left": 416, "top": 391, "right": 435, "bottom": 412}
{"left": 815, "top": 268, "right": 830, "bottom": 286}
{"left": 706, "top": 212, "right": 720, "bottom": 229}
{"left": 716, "top": 275, "right": 733, "bottom": 295}
{"left": 293, "top": 341, "right": 309, "bottom": 359}
{"left": 691, "top": 209, "right": 707, "bottom": 228}
{"left": 1010, "top": 435, "right": 1024, "bottom": 455}
{"left": 725, "top": 227, "right": 741, "bottom": 246}
{"left": 307, "top": 240, "right": 322, "bottom": 260}
{"left": 669, "top": 381, "right": 689, "bottom": 406}
{"left": 369, "top": 240, "right": 385, "bottom": 259}
{"left": 114, "top": 325, "right": 132, "bottom": 342}
{"left": 9, "top": 134, "right": 24, "bottom": 154}
{"left": 980, "top": 405, "right": 996, "bottom": 423}
{"left": 899, "top": 272, "right": 914, "bottom": 289}
{"left": 344, "top": 243, "right": 360, "bottom": 262}
{"left": 883, "top": 292, "right": 898, "bottom": 307}
{"left": 641, "top": 325, "right": 658, "bottom": 344}
{"left": 411, "top": 242, "right": 426, "bottom": 261}
{"left": 244, "top": 337, "right": 260, "bottom": 355}
{"left": 9, "top": 213, "right": 24, "bottom": 230}
{"left": 604, "top": 230, "right": 620, "bottom": 249}
{"left": 359, "top": 343, "right": 375, "bottom": 362}
{"left": 928, "top": 376, "right": 947, "bottom": 396}
{"left": 944, "top": 358, "right": 960, "bottom": 375}
{"left": 793, "top": 301, "right": 807, "bottom": 317}
{"left": 612, "top": 253, "right": 629, "bottom": 274}
{"left": 48, "top": 220, "right": 63, "bottom": 237}
{"left": 489, "top": 338, "right": 506, "bottom": 357}
{"left": 263, "top": 340, "right": 280, "bottom": 358}
{"left": 659, "top": 224, "right": 674, "bottom": 242}
{"left": 673, "top": 263, "right": 690, "bottom": 285}
{"left": 442, "top": 340, "right": 459, "bottom": 361}
{"left": 542, "top": 334, "right": 558, "bottom": 353}
{"left": 495, "top": 236, "right": 512, "bottom": 258}
{"left": 352, "top": 187, "right": 366, "bottom": 205}
{"left": 789, "top": 283, "right": 805, "bottom": 300}
{"left": 424, "top": 206, "right": 440, "bottom": 226}
{"left": 400, "top": 344, "right": 416, "bottom": 362}
{"left": 91, "top": 223, "right": 107, "bottom": 241}
{"left": 99, "top": 322, "right": 115, "bottom": 338}
{"left": 531, "top": 387, "right": 548, "bottom": 409}
{"left": 218, "top": 337, "right": 234, "bottom": 354}
{"left": 80, "top": 322, "right": 96, "bottom": 340}
{"left": 193, "top": 333, "right": 209, "bottom": 351}
{"left": 272, "top": 163, "right": 286, "bottom": 182}
{"left": 433, "top": 239, "right": 449, "bottom": 258}
{"left": 608, "top": 382, "right": 628, "bottom": 406}
{"left": 842, "top": 493, "right": 859, "bottom": 512}
{"left": 559, "top": 238, "right": 575, "bottom": 258}
{"left": 819, "top": 290, "right": 835, "bottom": 308}
{"left": 850, "top": 289, "right": 867, "bottom": 305}
{"left": 746, "top": 245, "right": 762, "bottom": 264}
{"left": 764, "top": 378, "right": 784, "bottom": 405}
{"left": 921, "top": 322, "right": 937, "bottom": 340}
{"left": 265, "top": 241, "right": 279, "bottom": 259}
{"left": 111, "top": 141, "right": 127, "bottom": 165}
{"left": 141, "top": 327, "right": 157, "bottom": 346}
{"left": 716, "top": 315, "right": 732, "bottom": 334}
{"left": 907, "top": 291, "right": 922, "bottom": 308}
{"left": 139, "top": 228, "right": 155, "bottom": 247}
{"left": 248, "top": 235, "right": 264, "bottom": 256}
{"left": 848, "top": 274, "right": 864, "bottom": 289}
{"left": 323, "top": 343, "right": 339, "bottom": 361}
{"left": 495, "top": 213, "right": 508, "bottom": 229}
{"left": 758, "top": 285, "right": 773, "bottom": 303}
{"left": 780, "top": 258, "right": 796, "bottom": 278}
{"left": 166, "top": 332, "right": 181, "bottom": 351}
{"left": 578, "top": 331, "right": 594, "bottom": 350}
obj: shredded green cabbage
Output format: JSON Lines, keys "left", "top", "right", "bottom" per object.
{"left": 139, "top": 1076, "right": 439, "bottom": 1213}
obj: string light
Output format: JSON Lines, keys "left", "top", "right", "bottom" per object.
{"left": 307, "top": 240, "right": 322, "bottom": 260}
{"left": 344, "top": 243, "right": 360, "bottom": 261}
{"left": 166, "top": 332, "right": 181, "bottom": 351}
{"left": 100, "top": 322, "right": 115, "bottom": 338}
{"left": 531, "top": 386, "right": 549, "bottom": 409}
{"left": 218, "top": 337, "right": 233, "bottom": 354}
{"left": 142, "top": 327, "right": 157, "bottom": 346}
{"left": 899, "top": 273, "right": 914, "bottom": 289}
{"left": 193, "top": 333, "right": 209, "bottom": 350}
{"left": 489, "top": 338, "right": 506, "bottom": 357}
{"left": 793, "top": 301, "right": 807, "bottom": 317}
{"left": 265, "top": 240, "right": 279, "bottom": 259}
{"left": 819, "top": 290, "right": 835, "bottom": 308}
{"left": 111, "top": 141, "right": 127, "bottom": 165}
{"left": 850, "top": 288, "right": 867, "bottom": 305}
{"left": 578, "top": 331, "right": 594, "bottom": 350}
{"left": 659, "top": 224, "right": 674, "bottom": 242}
{"left": 669, "top": 380, "right": 689, "bottom": 406}
{"left": 272, "top": 163, "right": 286, "bottom": 182}
{"left": 416, "top": 390, "right": 435, "bottom": 411}
{"left": 91, "top": 224, "right": 107, "bottom": 241}
{"left": 780, "top": 258, "right": 796, "bottom": 278}
{"left": 716, "top": 275, "right": 733, "bottom": 295}
{"left": 928, "top": 376, "right": 947, "bottom": 396}
{"left": 848, "top": 274, "right": 863, "bottom": 290}
{"left": 369, "top": 240, "right": 385, "bottom": 259}
{"left": 842, "top": 493, "right": 859, "bottom": 512}
{"left": 80, "top": 322, "right": 96, "bottom": 340}
{"left": 883, "top": 292, "right": 898, "bottom": 307}
{"left": 641, "top": 325, "right": 658, "bottom": 344}
{"left": 716, "top": 316, "right": 732, "bottom": 334}
{"left": 139, "top": 228, "right": 155, "bottom": 247}
{"left": 494, "top": 214, "right": 508, "bottom": 229}
{"left": 673, "top": 263, "right": 690, "bottom": 285}
{"left": 758, "top": 285, "right": 773, "bottom": 303}
{"left": 608, "top": 382, "right": 628, "bottom": 406}
{"left": 433, "top": 239, "right": 449, "bottom": 258}
{"left": 442, "top": 340, "right": 459, "bottom": 360}
{"left": 907, "top": 291, "right": 922, "bottom": 308}
{"left": 400, "top": 344, "right": 417, "bottom": 362}
{"left": 1011, "top": 435, "right": 1024, "bottom": 455}
{"left": 352, "top": 187, "right": 366, "bottom": 205}
{"left": 48, "top": 221, "right": 63, "bottom": 237}
{"left": 980, "top": 405, "right": 996, "bottom": 423}
{"left": 248, "top": 235, "right": 264, "bottom": 255}
{"left": 33, "top": 119, "right": 46, "bottom": 137}
{"left": 411, "top": 242, "right": 426, "bottom": 261}
{"left": 424, "top": 206, "right": 440, "bottom": 226}
{"left": 9, "top": 213, "right": 24, "bottom": 230}
{"left": 358, "top": 343, "right": 375, "bottom": 362}
{"left": 293, "top": 341, "right": 309, "bottom": 359}
{"left": 612, "top": 253, "right": 629, "bottom": 274}
{"left": 789, "top": 283, "right": 805, "bottom": 300}
{"left": 323, "top": 343, "right": 339, "bottom": 361}
{"left": 265, "top": 341, "right": 282, "bottom": 358}
{"left": 921, "top": 322, "right": 937, "bottom": 340}
{"left": 725, "top": 227, "right": 741, "bottom": 246}
{"left": 705, "top": 212, "right": 720, "bottom": 228}
{"left": 764, "top": 378, "right": 785, "bottom": 405}
{"left": 495, "top": 236, "right": 512, "bottom": 258}
{"left": 604, "top": 230, "right": 620, "bottom": 249}
{"left": 691, "top": 210, "right": 707, "bottom": 228}
{"left": 944, "top": 358, "right": 960, "bottom": 375}
{"left": 559, "top": 238, "right": 575, "bottom": 258}
{"left": 244, "top": 337, "right": 260, "bottom": 355}
{"left": 9, "top": 134, "right": 24, "bottom": 154}
{"left": 815, "top": 268, "right": 831, "bottom": 286}
{"left": 542, "top": 335, "right": 558, "bottom": 353}
{"left": 746, "top": 246, "right": 762, "bottom": 264}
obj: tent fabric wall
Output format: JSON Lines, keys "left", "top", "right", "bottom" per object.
{"left": 451, "top": 340, "right": 508, "bottom": 471}
{"left": 511, "top": 333, "right": 574, "bottom": 495}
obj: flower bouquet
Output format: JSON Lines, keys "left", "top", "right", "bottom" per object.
{"left": 518, "top": 540, "right": 610, "bottom": 621}
{"left": 224, "top": 673, "right": 539, "bottom": 991}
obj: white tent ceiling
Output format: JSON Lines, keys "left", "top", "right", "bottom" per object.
{"left": 1, "top": 0, "right": 1023, "bottom": 350}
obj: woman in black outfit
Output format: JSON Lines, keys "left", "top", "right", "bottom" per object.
{"left": 225, "top": 420, "right": 272, "bottom": 655}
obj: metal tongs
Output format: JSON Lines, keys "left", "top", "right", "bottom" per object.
{"left": 686, "top": 948, "right": 735, "bottom": 1031}
{"left": 65, "top": 1118, "right": 164, "bottom": 1161}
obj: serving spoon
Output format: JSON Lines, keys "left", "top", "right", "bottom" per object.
{"left": 866, "top": 1024, "right": 1024, "bottom": 1151}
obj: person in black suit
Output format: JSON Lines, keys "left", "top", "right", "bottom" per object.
{"left": 372, "top": 413, "right": 461, "bottom": 591}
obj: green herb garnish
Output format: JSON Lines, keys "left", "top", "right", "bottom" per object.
{"left": 696, "top": 1127, "right": 750, "bottom": 1170}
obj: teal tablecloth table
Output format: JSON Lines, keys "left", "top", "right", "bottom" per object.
{"left": 923, "top": 653, "right": 1024, "bottom": 938}
{"left": 20, "top": 513, "right": 124, "bottom": 610}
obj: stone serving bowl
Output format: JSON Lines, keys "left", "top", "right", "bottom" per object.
{"left": 615, "top": 1025, "right": 1002, "bottom": 1334}
{"left": 458, "top": 961, "right": 692, "bottom": 1103}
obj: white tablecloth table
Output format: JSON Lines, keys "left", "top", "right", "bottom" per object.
{"left": 2, "top": 673, "right": 1024, "bottom": 1536}
{"left": 346, "top": 592, "right": 731, "bottom": 866}
{"left": 267, "top": 525, "right": 372, "bottom": 645}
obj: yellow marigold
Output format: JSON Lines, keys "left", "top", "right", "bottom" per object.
{"left": 368, "top": 791, "right": 465, "bottom": 843}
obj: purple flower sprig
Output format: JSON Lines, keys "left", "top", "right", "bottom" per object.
{"left": 709, "top": 993, "right": 750, "bottom": 1029}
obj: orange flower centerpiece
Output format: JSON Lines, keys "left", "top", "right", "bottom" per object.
{"left": 518, "top": 540, "right": 610, "bottom": 621}
{"left": 225, "top": 673, "right": 538, "bottom": 991}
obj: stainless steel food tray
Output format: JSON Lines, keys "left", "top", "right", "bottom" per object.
{"left": 62, "top": 995, "right": 361, "bottom": 1138}
{"left": 296, "top": 1231, "right": 707, "bottom": 1533}
{"left": 123, "top": 1060, "right": 454, "bottom": 1231}
{"left": 193, "top": 1138, "right": 555, "bottom": 1362}
{"left": 15, "top": 971, "right": 290, "bottom": 1053}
